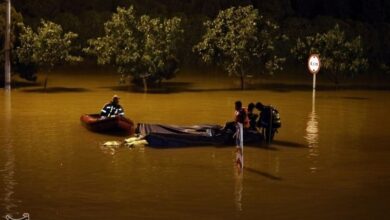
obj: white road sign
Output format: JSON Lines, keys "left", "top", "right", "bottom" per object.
{"left": 308, "top": 54, "right": 321, "bottom": 74}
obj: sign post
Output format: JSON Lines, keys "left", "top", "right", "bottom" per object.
{"left": 308, "top": 54, "right": 321, "bottom": 90}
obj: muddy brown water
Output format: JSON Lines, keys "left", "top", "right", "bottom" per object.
{"left": 1, "top": 70, "right": 390, "bottom": 219}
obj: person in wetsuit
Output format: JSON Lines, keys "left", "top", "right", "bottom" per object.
{"left": 255, "top": 102, "right": 281, "bottom": 143}
{"left": 247, "top": 102, "right": 258, "bottom": 131}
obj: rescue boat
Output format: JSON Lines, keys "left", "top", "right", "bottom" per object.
{"left": 80, "top": 114, "right": 135, "bottom": 135}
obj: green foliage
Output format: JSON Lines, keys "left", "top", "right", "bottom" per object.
{"left": 0, "top": 3, "right": 39, "bottom": 85}
{"left": 16, "top": 20, "right": 82, "bottom": 88}
{"left": 193, "top": 5, "right": 286, "bottom": 89}
{"left": 291, "top": 24, "right": 368, "bottom": 84}
{"left": 0, "top": 3, "right": 23, "bottom": 45}
{"left": 17, "top": 20, "right": 82, "bottom": 68}
{"left": 84, "top": 6, "right": 184, "bottom": 90}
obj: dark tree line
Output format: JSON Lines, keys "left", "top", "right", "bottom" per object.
{"left": 7, "top": 0, "right": 390, "bottom": 69}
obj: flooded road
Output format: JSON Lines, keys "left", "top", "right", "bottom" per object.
{"left": 1, "top": 70, "right": 390, "bottom": 219}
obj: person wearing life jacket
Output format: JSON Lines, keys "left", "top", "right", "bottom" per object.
{"left": 100, "top": 95, "right": 125, "bottom": 118}
{"left": 220, "top": 101, "right": 249, "bottom": 144}
{"left": 234, "top": 101, "right": 249, "bottom": 128}
{"left": 255, "top": 102, "right": 281, "bottom": 143}
{"left": 234, "top": 101, "right": 248, "bottom": 169}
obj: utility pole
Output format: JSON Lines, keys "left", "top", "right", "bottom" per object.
{"left": 4, "top": 0, "right": 11, "bottom": 90}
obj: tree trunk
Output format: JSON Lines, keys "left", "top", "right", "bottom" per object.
{"left": 43, "top": 71, "right": 49, "bottom": 91}
{"left": 142, "top": 77, "right": 148, "bottom": 93}
{"left": 240, "top": 74, "right": 245, "bottom": 90}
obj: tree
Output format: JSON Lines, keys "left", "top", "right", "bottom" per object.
{"left": 0, "top": 3, "right": 28, "bottom": 87}
{"left": 291, "top": 24, "right": 368, "bottom": 84}
{"left": 193, "top": 5, "right": 286, "bottom": 90}
{"left": 16, "top": 20, "right": 82, "bottom": 89}
{"left": 84, "top": 6, "right": 184, "bottom": 92}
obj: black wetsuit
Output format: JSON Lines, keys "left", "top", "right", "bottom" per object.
{"left": 257, "top": 106, "right": 279, "bottom": 143}
{"left": 247, "top": 112, "right": 258, "bottom": 130}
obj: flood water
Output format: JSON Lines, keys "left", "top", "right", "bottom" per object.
{"left": 1, "top": 70, "right": 390, "bottom": 219}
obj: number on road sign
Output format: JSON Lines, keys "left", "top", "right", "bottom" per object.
{"left": 308, "top": 54, "right": 321, "bottom": 74}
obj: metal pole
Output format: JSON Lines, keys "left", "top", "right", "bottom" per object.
{"left": 235, "top": 122, "right": 244, "bottom": 170}
{"left": 4, "top": 0, "right": 11, "bottom": 90}
{"left": 313, "top": 73, "right": 316, "bottom": 90}
{"left": 312, "top": 89, "right": 316, "bottom": 112}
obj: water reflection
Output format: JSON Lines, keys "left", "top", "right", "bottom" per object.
{"left": 305, "top": 90, "right": 320, "bottom": 173}
{"left": 234, "top": 167, "right": 243, "bottom": 212}
{"left": 99, "top": 142, "right": 122, "bottom": 155}
{"left": 234, "top": 124, "right": 244, "bottom": 211}
{"left": 1, "top": 91, "right": 18, "bottom": 213}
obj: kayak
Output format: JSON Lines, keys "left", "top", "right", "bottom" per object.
{"left": 80, "top": 114, "right": 135, "bottom": 135}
